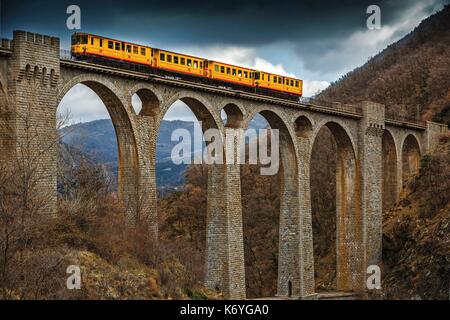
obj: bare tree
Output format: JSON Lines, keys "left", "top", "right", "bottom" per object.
{"left": 0, "top": 90, "right": 67, "bottom": 299}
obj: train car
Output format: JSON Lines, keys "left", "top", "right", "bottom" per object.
{"left": 254, "top": 71, "right": 303, "bottom": 96}
{"left": 206, "top": 60, "right": 254, "bottom": 89}
{"left": 284, "top": 77, "right": 303, "bottom": 96}
{"left": 71, "top": 32, "right": 303, "bottom": 99}
{"left": 71, "top": 33, "right": 153, "bottom": 66}
{"left": 153, "top": 48, "right": 205, "bottom": 78}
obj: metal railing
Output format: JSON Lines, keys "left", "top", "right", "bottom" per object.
{"left": 385, "top": 111, "right": 427, "bottom": 127}
{"left": 313, "top": 98, "right": 427, "bottom": 127}
{"left": 310, "top": 99, "right": 362, "bottom": 115}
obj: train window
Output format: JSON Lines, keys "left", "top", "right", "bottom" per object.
{"left": 181, "top": 57, "right": 186, "bottom": 65}
{"left": 187, "top": 59, "right": 192, "bottom": 67}
{"left": 174, "top": 56, "right": 179, "bottom": 64}
{"left": 133, "top": 46, "right": 138, "bottom": 54}
{"left": 167, "top": 55, "right": 172, "bottom": 63}
{"left": 141, "top": 48, "right": 146, "bottom": 56}
{"left": 291, "top": 80, "right": 294, "bottom": 86}
{"left": 81, "top": 35, "right": 88, "bottom": 44}
{"left": 226, "top": 67, "right": 230, "bottom": 75}
{"left": 220, "top": 66, "right": 225, "bottom": 73}
{"left": 278, "top": 77, "right": 282, "bottom": 84}
{"left": 126, "top": 45, "right": 131, "bottom": 53}
{"left": 214, "top": 65, "right": 219, "bottom": 72}
{"left": 285, "top": 79, "right": 289, "bottom": 85}
{"left": 296, "top": 81, "right": 299, "bottom": 87}
{"left": 231, "top": 69, "right": 235, "bottom": 76}
{"left": 250, "top": 73, "right": 253, "bottom": 79}
{"left": 100, "top": 39, "right": 103, "bottom": 47}
{"left": 108, "top": 41, "right": 113, "bottom": 49}
{"left": 254, "top": 73, "right": 260, "bottom": 80}
{"left": 115, "top": 42, "right": 121, "bottom": 51}
{"left": 160, "top": 53, "right": 165, "bottom": 61}
{"left": 244, "top": 71, "right": 248, "bottom": 78}
{"left": 194, "top": 61, "right": 198, "bottom": 68}
{"left": 91, "top": 37, "right": 94, "bottom": 45}
{"left": 200, "top": 62, "right": 203, "bottom": 69}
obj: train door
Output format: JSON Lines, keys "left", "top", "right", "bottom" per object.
{"left": 204, "top": 61, "right": 209, "bottom": 77}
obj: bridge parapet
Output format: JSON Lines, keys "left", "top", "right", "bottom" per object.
{"left": 0, "top": 39, "right": 12, "bottom": 50}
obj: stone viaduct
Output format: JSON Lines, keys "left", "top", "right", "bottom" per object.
{"left": 0, "top": 31, "right": 447, "bottom": 299}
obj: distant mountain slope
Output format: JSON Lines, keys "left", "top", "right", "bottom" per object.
{"left": 60, "top": 119, "right": 195, "bottom": 189}
{"left": 317, "top": 5, "right": 450, "bottom": 125}
{"left": 60, "top": 116, "right": 269, "bottom": 190}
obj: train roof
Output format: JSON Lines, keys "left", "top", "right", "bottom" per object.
{"left": 72, "top": 32, "right": 152, "bottom": 49}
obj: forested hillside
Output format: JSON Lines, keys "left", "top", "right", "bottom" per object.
{"left": 317, "top": 5, "right": 450, "bottom": 126}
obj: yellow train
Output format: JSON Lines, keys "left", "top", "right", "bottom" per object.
{"left": 71, "top": 33, "right": 303, "bottom": 99}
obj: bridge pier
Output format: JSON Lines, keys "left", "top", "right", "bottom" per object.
{"left": 129, "top": 115, "right": 158, "bottom": 238}
{"left": 206, "top": 128, "right": 246, "bottom": 300}
{"left": 358, "top": 101, "right": 385, "bottom": 289}
{"left": 276, "top": 136, "right": 312, "bottom": 299}
{"left": 295, "top": 136, "right": 316, "bottom": 298}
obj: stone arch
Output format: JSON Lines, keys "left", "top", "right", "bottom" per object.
{"left": 158, "top": 91, "right": 223, "bottom": 131}
{"left": 155, "top": 91, "right": 229, "bottom": 294}
{"left": 310, "top": 121, "right": 362, "bottom": 292}
{"left": 129, "top": 83, "right": 163, "bottom": 117}
{"left": 382, "top": 130, "right": 398, "bottom": 211}
{"left": 25, "top": 64, "right": 31, "bottom": 79}
{"left": 57, "top": 76, "right": 140, "bottom": 221}
{"left": 242, "top": 108, "right": 300, "bottom": 298}
{"left": 310, "top": 119, "right": 358, "bottom": 158}
{"left": 50, "top": 69, "right": 55, "bottom": 85}
{"left": 294, "top": 115, "right": 313, "bottom": 138}
{"left": 401, "top": 134, "right": 422, "bottom": 185}
{"left": 221, "top": 103, "right": 245, "bottom": 128}
{"left": 41, "top": 67, "right": 47, "bottom": 86}
{"left": 33, "top": 66, "right": 39, "bottom": 80}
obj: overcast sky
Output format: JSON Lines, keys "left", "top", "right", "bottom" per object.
{"left": 1, "top": 0, "right": 448, "bottom": 122}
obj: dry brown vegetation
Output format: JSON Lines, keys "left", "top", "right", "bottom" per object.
{"left": 375, "top": 135, "right": 449, "bottom": 300}
{"left": 0, "top": 152, "right": 219, "bottom": 300}
{"left": 158, "top": 163, "right": 281, "bottom": 299}
{"left": 0, "top": 109, "right": 217, "bottom": 300}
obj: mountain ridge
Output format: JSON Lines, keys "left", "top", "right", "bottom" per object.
{"left": 317, "top": 5, "right": 450, "bottom": 125}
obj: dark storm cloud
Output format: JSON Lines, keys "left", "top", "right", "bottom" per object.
{"left": 1, "top": 0, "right": 448, "bottom": 82}
{"left": 2, "top": 0, "right": 447, "bottom": 46}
